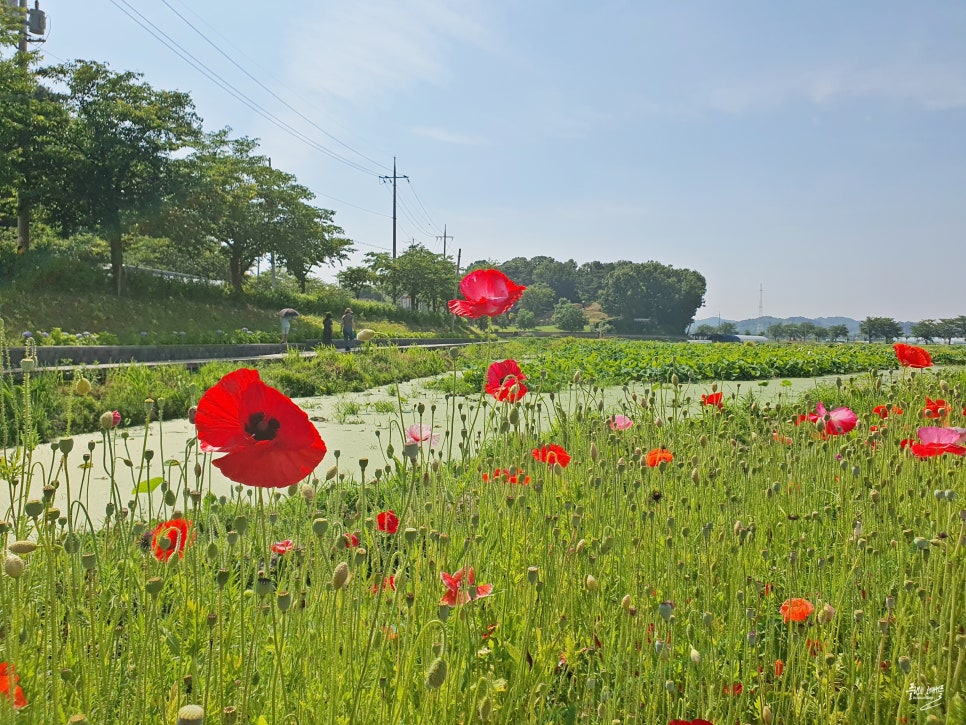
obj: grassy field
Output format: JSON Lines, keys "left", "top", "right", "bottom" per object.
{"left": 0, "top": 340, "right": 963, "bottom": 723}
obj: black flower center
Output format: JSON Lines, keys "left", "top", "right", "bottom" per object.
{"left": 245, "top": 411, "right": 280, "bottom": 441}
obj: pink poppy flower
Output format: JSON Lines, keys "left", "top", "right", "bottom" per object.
{"left": 908, "top": 427, "right": 966, "bottom": 457}
{"left": 486, "top": 359, "right": 528, "bottom": 402}
{"left": 111, "top": 410, "right": 122, "bottom": 428}
{"left": 440, "top": 567, "right": 493, "bottom": 606}
{"left": 448, "top": 269, "right": 526, "bottom": 318}
{"left": 405, "top": 423, "right": 439, "bottom": 447}
{"left": 609, "top": 414, "right": 634, "bottom": 430}
{"left": 271, "top": 539, "right": 294, "bottom": 555}
{"left": 796, "top": 402, "right": 857, "bottom": 436}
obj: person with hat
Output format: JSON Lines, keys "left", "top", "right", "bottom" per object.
{"left": 341, "top": 308, "right": 355, "bottom": 350}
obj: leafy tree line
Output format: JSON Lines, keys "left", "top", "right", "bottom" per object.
{"left": 1, "top": 36, "right": 351, "bottom": 296}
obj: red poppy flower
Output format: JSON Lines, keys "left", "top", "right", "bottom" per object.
{"left": 440, "top": 567, "right": 493, "bottom": 606}
{"left": 806, "top": 638, "right": 826, "bottom": 656}
{"left": 195, "top": 368, "right": 327, "bottom": 488}
{"left": 372, "top": 575, "right": 396, "bottom": 594}
{"left": 0, "top": 662, "right": 27, "bottom": 710}
{"left": 645, "top": 448, "right": 674, "bottom": 467}
{"left": 345, "top": 533, "right": 360, "bottom": 548}
{"left": 271, "top": 539, "right": 294, "bottom": 555}
{"left": 722, "top": 682, "right": 743, "bottom": 695}
{"left": 772, "top": 431, "right": 793, "bottom": 446}
{"left": 780, "top": 597, "right": 814, "bottom": 623}
{"left": 448, "top": 269, "right": 526, "bottom": 318}
{"left": 701, "top": 392, "right": 723, "bottom": 409}
{"left": 894, "top": 343, "right": 933, "bottom": 369}
{"left": 669, "top": 720, "right": 713, "bottom": 725}
{"left": 151, "top": 518, "right": 192, "bottom": 562}
{"left": 532, "top": 444, "right": 571, "bottom": 468}
{"left": 923, "top": 397, "right": 949, "bottom": 420}
{"left": 377, "top": 510, "right": 399, "bottom": 534}
{"left": 486, "top": 359, "right": 528, "bottom": 402}
{"left": 774, "top": 659, "right": 784, "bottom": 677}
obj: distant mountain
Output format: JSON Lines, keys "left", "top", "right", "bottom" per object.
{"left": 692, "top": 316, "right": 915, "bottom": 335}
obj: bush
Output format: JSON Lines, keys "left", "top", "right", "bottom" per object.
{"left": 552, "top": 298, "right": 587, "bottom": 332}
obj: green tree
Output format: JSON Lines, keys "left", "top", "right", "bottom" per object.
{"left": 274, "top": 199, "right": 352, "bottom": 293}
{"left": 337, "top": 266, "right": 376, "bottom": 298}
{"left": 599, "top": 260, "right": 706, "bottom": 335}
{"left": 766, "top": 323, "right": 787, "bottom": 340}
{"left": 515, "top": 309, "right": 536, "bottom": 330}
{"left": 716, "top": 321, "right": 738, "bottom": 335}
{"left": 390, "top": 244, "right": 456, "bottom": 312}
{"left": 533, "top": 257, "right": 580, "bottom": 302}
{"left": 694, "top": 324, "right": 717, "bottom": 336}
{"left": 517, "top": 282, "right": 556, "bottom": 318}
{"left": 552, "top": 298, "right": 587, "bottom": 332}
{"left": 577, "top": 260, "right": 613, "bottom": 304}
{"left": 910, "top": 319, "right": 939, "bottom": 343}
{"left": 859, "top": 316, "right": 902, "bottom": 343}
{"left": 39, "top": 61, "right": 201, "bottom": 295}
{"left": 826, "top": 324, "right": 849, "bottom": 342}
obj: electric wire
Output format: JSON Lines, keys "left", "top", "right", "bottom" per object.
{"left": 405, "top": 178, "right": 443, "bottom": 235}
{"left": 156, "top": 0, "right": 392, "bottom": 174}
{"left": 110, "top": 0, "right": 381, "bottom": 178}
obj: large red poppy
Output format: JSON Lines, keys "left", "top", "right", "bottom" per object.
{"left": 923, "top": 397, "right": 949, "bottom": 420}
{"left": 780, "top": 597, "right": 814, "bottom": 623}
{"left": 486, "top": 359, "right": 528, "bottom": 402}
{"left": 195, "top": 369, "right": 327, "bottom": 488}
{"left": 532, "top": 444, "right": 571, "bottom": 468}
{"left": 151, "top": 518, "right": 192, "bottom": 562}
{"left": 0, "top": 662, "right": 27, "bottom": 710}
{"left": 894, "top": 343, "right": 933, "bottom": 369}
{"left": 448, "top": 269, "right": 526, "bottom": 318}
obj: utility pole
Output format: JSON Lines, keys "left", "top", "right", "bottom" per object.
{"left": 379, "top": 157, "right": 407, "bottom": 259}
{"left": 13, "top": 0, "right": 47, "bottom": 255}
{"left": 268, "top": 157, "right": 276, "bottom": 289}
{"left": 436, "top": 224, "right": 452, "bottom": 258}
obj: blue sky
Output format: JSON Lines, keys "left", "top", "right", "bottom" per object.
{"left": 32, "top": 0, "right": 966, "bottom": 321}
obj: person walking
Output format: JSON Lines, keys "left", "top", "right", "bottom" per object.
{"left": 278, "top": 308, "right": 300, "bottom": 343}
{"left": 341, "top": 307, "right": 355, "bottom": 350}
{"left": 322, "top": 312, "right": 333, "bottom": 346}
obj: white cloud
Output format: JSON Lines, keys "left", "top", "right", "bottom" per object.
{"left": 706, "top": 63, "right": 966, "bottom": 113}
{"left": 411, "top": 125, "right": 490, "bottom": 146}
{"left": 284, "top": 0, "right": 491, "bottom": 106}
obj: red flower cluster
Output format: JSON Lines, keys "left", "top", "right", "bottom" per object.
{"left": 894, "top": 343, "right": 933, "bottom": 369}
{"left": 872, "top": 404, "right": 903, "bottom": 419}
{"left": 532, "top": 444, "right": 571, "bottom": 468}
{"left": 377, "top": 510, "right": 399, "bottom": 534}
{"left": 486, "top": 359, "right": 528, "bottom": 402}
{"left": 0, "top": 662, "right": 27, "bottom": 710}
{"left": 372, "top": 575, "right": 396, "bottom": 594}
{"left": 195, "top": 368, "right": 327, "bottom": 489}
{"left": 448, "top": 269, "right": 526, "bottom": 318}
{"left": 482, "top": 468, "right": 531, "bottom": 485}
{"left": 151, "top": 518, "right": 192, "bottom": 562}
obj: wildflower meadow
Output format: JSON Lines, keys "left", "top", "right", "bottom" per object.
{"left": 1, "top": 272, "right": 964, "bottom": 724}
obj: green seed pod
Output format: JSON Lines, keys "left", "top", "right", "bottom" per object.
{"left": 176, "top": 704, "right": 205, "bottom": 725}
{"left": 312, "top": 518, "right": 329, "bottom": 537}
{"left": 332, "top": 562, "right": 350, "bottom": 590}
{"left": 424, "top": 657, "right": 447, "bottom": 690}
{"left": 3, "top": 554, "right": 26, "bottom": 579}
{"left": 145, "top": 577, "right": 163, "bottom": 597}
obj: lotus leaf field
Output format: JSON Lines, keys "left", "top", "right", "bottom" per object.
{"left": 1, "top": 338, "right": 965, "bottom": 724}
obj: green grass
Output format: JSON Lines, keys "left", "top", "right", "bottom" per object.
{"left": 0, "top": 353, "right": 962, "bottom": 723}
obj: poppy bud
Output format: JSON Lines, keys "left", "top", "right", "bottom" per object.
{"left": 762, "top": 705, "right": 773, "bottom": 725}
{"left": 424, "top": 657, "right": 447, "bottom": 690}
{"left": 68, "top": 715, "right": 88, "bottom": 725}
{"left": 8, "top": 540, "right": 37, "bottom": 555}
{"left": 100, "top": 411, "right": 116, "bottom": 430}
{"left": 690, "top": 646, "right": 700, "bottom": 664}
{"left": 74, "top": 377, "right": 92, "bottom": 395}
{"left": 176, "top": 704, "right": 205, "bottom": 725}
{"left": 585, "top": 574, "right": 598, "bottom": 592}
{"left": 312, "top": 518, "right": 328, "bottom": 537}
{"left": 664, "top": 679, "right": 676, "bottom": 693}
{"left": 658, "top": 600, "right": 674, "bottom": 622}
{"left": 897, "top": 656, "right": 911, "bottom": 674}
{"left": 3, "top": 554, "right": 26, "bottom": 579}
{"left": 332, "top": 562, "right": 350, "bottom": 590}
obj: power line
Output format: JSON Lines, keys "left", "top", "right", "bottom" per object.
{"left": 110, "top": 0, "right": 381, "bottom": 177}
{"left": 155, "top": 0, "right": 391, "bottom": 175}
{"left": 405, "top": 178, "right": 443, "bottom": 235}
